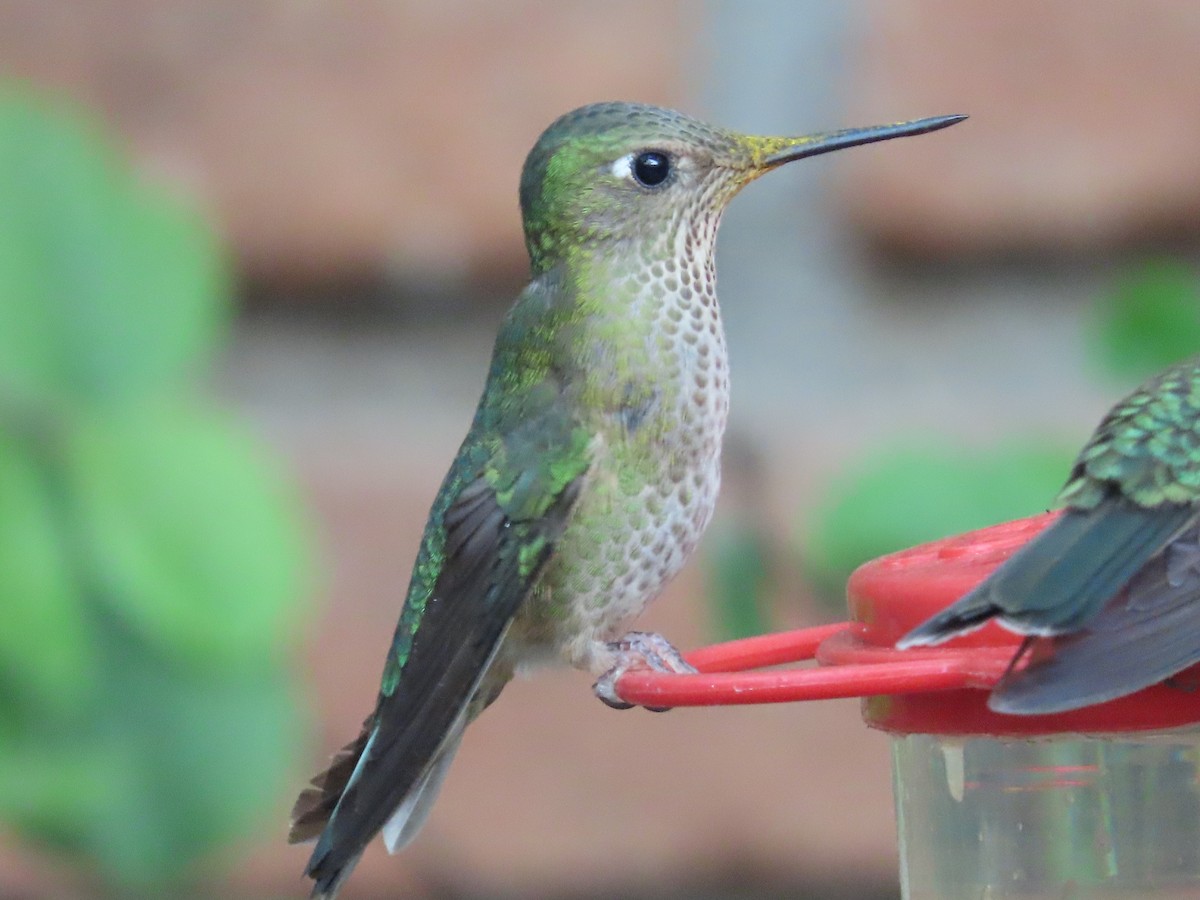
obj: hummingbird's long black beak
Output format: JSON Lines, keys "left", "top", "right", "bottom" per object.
{"left": 761, "top": 114, "right": 967, "bottom": 168}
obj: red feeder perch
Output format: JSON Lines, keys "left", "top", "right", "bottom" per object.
{"left": 616, "top": 513, "right": 1200, "bottom": 899}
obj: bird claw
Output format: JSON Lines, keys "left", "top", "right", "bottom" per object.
{"left": 592, "top": 631, "right": 697, "bottom": 712}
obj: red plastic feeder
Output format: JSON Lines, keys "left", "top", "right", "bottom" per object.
{"left": 616, "top": 513, "right": 1200, "bottom": 898}
{"left": 618, "top": 510, "right": 1200, "bottom": 730}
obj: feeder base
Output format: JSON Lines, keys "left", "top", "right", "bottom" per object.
{"left": 893, "top": 730, "right": 1200, "bottom": 899}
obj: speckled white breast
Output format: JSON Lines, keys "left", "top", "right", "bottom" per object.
{"left": 528, "top": 213, "right": 730, "bottom": 671}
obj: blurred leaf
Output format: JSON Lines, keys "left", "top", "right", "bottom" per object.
{"left": 0, "top": 87, "right": 314, "bottom": 890}
{"left": 704, "top": 521, "right": 772, "bottom": 640}
{"left": 1089, "top": 259, "right": 1200, "bottom": 380}
{"left": 0, "top": 432, "right": 92, "bottom": 712}
{"left": 0, "top": 89, "right": 227, "bottom": 410}
{"left": 0, "top": 734, "right": 113, "bottom": 848}
{"left": 66, "top": 405, "right": 311, "bottom": 667}
{"left": 5, "top": 617, "right": 305, "bottom": 888}
{"left": 802, "top": 440, "right": 1074, "bottom": 606}
{"left": 91, "top": 627, "right": 303, "bottom": 887}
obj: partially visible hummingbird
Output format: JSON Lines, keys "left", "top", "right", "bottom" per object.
{"left": 289, "top": 101, "right": 964, "bottom": 898}
{"left": 900, "top": 356, "right": 1200, "bottom": 715}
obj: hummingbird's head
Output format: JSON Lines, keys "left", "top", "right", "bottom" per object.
{"left": 519, "top": 102, "right": 964, "bottom": 275}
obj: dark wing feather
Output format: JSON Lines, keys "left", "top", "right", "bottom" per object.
{"left": 289, "top": 720, "right": 371, "bottom": 843}
{"left": 991, "top": 516, "right": 1200, "bottom": 714}
{"left": 900, "top": 496, "right": 1194, "bottom": 647}
{"left": 301, "top": 467, "right": 581, "bottom": 895}
{"left": 903, "top": 356, "right": 1200, "bottom": 649}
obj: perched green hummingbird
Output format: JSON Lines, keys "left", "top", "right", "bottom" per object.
{"left": 289, "top": 101, "right": 964, "bottom": 898}
{"left": 900, "top": 356, "right": 1200, "bottom": 714}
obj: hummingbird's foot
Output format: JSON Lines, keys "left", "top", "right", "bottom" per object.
{"left": 592, "top": 631, "right": 697, "bottom": 712}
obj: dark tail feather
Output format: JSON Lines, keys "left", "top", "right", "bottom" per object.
{"left": 896, "top": 593, "right": 1002, "bottom": 648}
{"left": 308, "top": 850, "right": 364, "bottom": 900}
{"left": 992, "top": 501, "right": 1195, "bottom": 633}
{"left": 900, "top": 500, "right": 1194, "bottom": 649}
{"left": 991, "top": 521, "right": 1200, "bottom": 714}
{"left": 289, "top": 722, "right": 372, "bottom": 844}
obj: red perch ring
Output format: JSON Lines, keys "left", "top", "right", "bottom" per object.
{"left": 615, "top": 512, "right": 1200, "bottom": 736}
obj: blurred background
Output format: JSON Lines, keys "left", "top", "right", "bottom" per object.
{"left": 1, "top": 1, "right": 1199, "bottom": 897}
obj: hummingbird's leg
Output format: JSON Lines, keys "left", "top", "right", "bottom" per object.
{"left": 592, "top": 631, "right": 697, "bottom": 712}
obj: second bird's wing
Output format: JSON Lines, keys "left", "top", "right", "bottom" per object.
{"left": 901, "top": 496, "right": 1195, "bottom": 647}
{"left": 992, "top": 516, "right": 1200, "bottom": 714}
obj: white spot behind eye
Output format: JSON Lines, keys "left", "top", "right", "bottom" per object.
{"left": 611, "top": 153, "right": 635, "bottom": 180}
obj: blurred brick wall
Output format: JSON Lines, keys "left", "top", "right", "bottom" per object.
{"left": 0, "top": 1, "right": 692, "bottom": 287}
{"left": 5, "top": 2, "right": 1195, "bottom": 280}
{"left": 840, "top": 0, "right": 1200, "bottom": 255}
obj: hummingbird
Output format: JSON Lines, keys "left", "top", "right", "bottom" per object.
{"left": 899, "top": 356, "right": 1200, "bottom": 715}
{"left": 288, "top": 101, "right": 964, "bottom": 898}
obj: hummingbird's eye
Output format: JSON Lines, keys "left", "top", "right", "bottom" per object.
{"left": 632, "top": 151, "right": 671, "bottom": 188}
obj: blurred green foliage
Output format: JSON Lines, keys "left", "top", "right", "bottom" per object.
{"left": 798, "top": 256, "right": 1200, "bottom": 612}
{"left": 802, "top": 441, "right": 1075, "bottom": 609}
{"left": 704, "top": 519, "right": 772, "bottom": 640}
{"left": 1088, "top": 258, "right": 1200, "bottom": 380}
{"left": 0, "top": 88, "right": 311, "bottom": 889}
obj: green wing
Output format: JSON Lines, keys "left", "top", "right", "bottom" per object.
{"left": 294, "top": 400, "right": 589, "bottom": 893}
